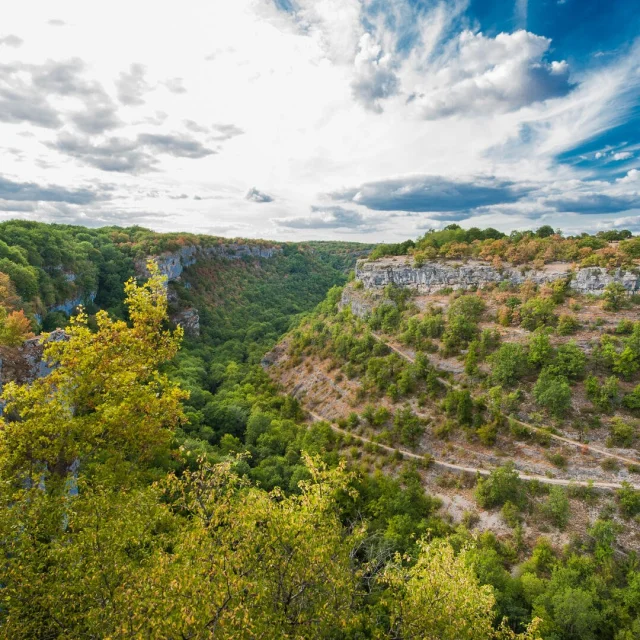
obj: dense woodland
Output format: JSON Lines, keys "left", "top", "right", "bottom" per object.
{"left": 1, "top": 221, "right": 640, "bottom": 638}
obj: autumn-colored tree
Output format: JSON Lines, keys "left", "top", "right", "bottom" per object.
{"left": 0, "top": 262, "right": 187, "bottom": 484}
{"left": 0, "top": 308, "right": 34, "bottom": 346}
{"left": 381, "top": 538, "right": 541, "bottom": 640}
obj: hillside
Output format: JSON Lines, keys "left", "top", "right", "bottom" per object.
{"left": 3, "top": 223, "right": 640, "bottom": 638}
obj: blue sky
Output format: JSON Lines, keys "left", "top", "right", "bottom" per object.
{"left": 0, "top": 0, "right": 638, "bottom": 240}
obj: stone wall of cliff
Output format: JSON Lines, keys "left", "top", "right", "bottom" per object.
{"left": 136, "top": 242, "right": 282, "bottom": 282}
{"left": 355, "top": 257, "right": 640, "bottom": 296}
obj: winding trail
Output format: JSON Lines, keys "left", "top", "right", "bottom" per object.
{"left": 371, "top": 332, "right": 640, "bottom": 468}
{"left": 307, "top": 410, "right": 637, "bottom": 490}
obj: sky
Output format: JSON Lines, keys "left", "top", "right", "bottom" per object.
{"left": 0, "top": 0, "right": 639, "bottom": 242}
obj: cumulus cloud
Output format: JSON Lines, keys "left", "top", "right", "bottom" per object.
{"left": 116, "top": 63, "right": 151, "bottom": 106}
{"left": 211, "top": 123, "right": 244, "bottom": 140}
{"left": 273, "top": 206, "right": 377, "bottom": 230}
{"left": 50, "top": 131, "right": 215, "bottom": 172}
{"left": 0, "top": 175, "right": 103, "bottom": 204}
{"left": 545, "top": 193, "right": 640, "bottom": 214}
{"left": 245, "top": 187, "right": 274, "bottom": 203}
{"left": 613, "top": 151, "right": 633, "bottom": 161}
{"left": 0, "top": 35, "right": 22, "bottom": 47}
{"left": 351, "top": 33, "right": 399, "bottom": 113}
{"left": 410, "top": 30, "right": 573, "bottom": 119}
{"left": 0, "top": 58, "right": 119, "bottom": 133}
{"left": 330, "top": 175, "right": 529, "bottom": 212}
{"left": 163, "top": 77, "right": 187, "bottom": 94}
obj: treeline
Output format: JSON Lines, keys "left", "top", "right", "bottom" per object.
{"left": 368, "top": 223, "right": 639, "bottom": 267}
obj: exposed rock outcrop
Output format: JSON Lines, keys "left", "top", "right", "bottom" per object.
{"left": 172, "top": 308, "right": 200, "bottom": 337}
{"left": 0, "top": 329, "right": 67, "bottom": 414}
{"left": 355, "top": 257, "right": 640, "bottom": 296}
{"left": 136, "top": 242, "right": 282, "bottom": 282}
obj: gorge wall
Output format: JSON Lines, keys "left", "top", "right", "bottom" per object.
{"left": 136, "top": 242, "right": 282, "bottom": 282}
{"left": 355, "top": 257, "right": 640, "bottom": 296}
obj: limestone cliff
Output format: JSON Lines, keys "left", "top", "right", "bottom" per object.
{"left": 355, "top": 256, "right": 640, "bottom": 296}
{"left": 136, "top": 242, "right": 282, "bottom": 282}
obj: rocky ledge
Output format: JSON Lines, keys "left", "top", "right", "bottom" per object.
{"left": 137, "top": 242, "right": 282, "bottom": 282}
{"left": 355, "top": 257, "right": 640, "bottom": 296}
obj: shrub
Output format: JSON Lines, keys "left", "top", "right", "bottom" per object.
{"left": 475, "top": 463, "right": 525, "bottom": 509}
{"left": 443, "top": 389, "right": 473, "bottom": 427}
{"left": 586, "top": 375, "right": 620, "bottom": 413}
{"left": 607, "top": 418, "right": 635, "bottom": 448}
{"left": 601, "top": 458, "right": 620, "bottom": 472}
{"left": 603, "top": 282, "right": 630, "bottom": 311}
{"left": 546, "top": 452, "right": 568, "bottom": 469}
{"left": 527, "top": 330, "right": 554, "bottom": 368}
{"left": 501, "top": 500, "right": 521, "bottom": 527}
{"left": 623, "top": 385, "right": 640, "bottom": 413}
{"left": 541, "top": 486, "right": 570, "bottom": 529}
{"left": 557, "top": 314, "right": 581, "bottom": 336}
{"left": 476, "top": 422, "right": 498, "bottom": 446}
{"left": 520, "top": 296, "right": 557, "bottom": 331}
{"left": 550, "top": 341, "right": 586, "bottom": 380}
{"left": 533, "top": 369, "right": 572, "bottom": 418}
{"left": 617, "top": 481, "right": 640, "bottom": 518}
{"left": 489, "top": 343, "right": 529, "bottom": 386}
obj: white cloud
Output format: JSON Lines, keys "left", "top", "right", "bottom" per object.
{"left": 0, "top": 0, "right": 637, "bottom": 241}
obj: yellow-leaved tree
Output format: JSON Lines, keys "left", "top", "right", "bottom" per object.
{"left": 0, "top": 262, "right": 187, "bottom": 484}
{"left": 381, "top": 538, "right": 542, "bottom": 640}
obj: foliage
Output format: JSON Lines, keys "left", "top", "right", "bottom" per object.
{"left": 0, "top": 308, "right": 33, "bottom": 346}
{"left": 475, "top": 463, "right": 526, "bottom": 509}
{"left": 490, "top": 343, "right": 529, "bottom": 386}
{"left": 533, "top": 369, "right": 572, "bottom": 418}
{"left": 540, "top": 486, "right": 570, "bottom": 529}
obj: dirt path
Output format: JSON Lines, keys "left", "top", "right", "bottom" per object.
{"left": 307, "top": 410, "right": 637, "bottom": 490}
{"left": 371, "top": 332, "right": 640, "bottom": 467}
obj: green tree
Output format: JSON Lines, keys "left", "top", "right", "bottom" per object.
{"left": 533, "top": 369, "right": 572, "bottom": 418}
{"left": 475, "top": 463, "right": 525, "bottom": 509}
{"left": 603, "top": 282, "right": 629, "bottom": 311}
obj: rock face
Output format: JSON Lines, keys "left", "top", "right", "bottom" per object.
{"left": 0, "top": 329, "right": 67, "bottom": 414}
{"left": 137, "top": 243, "right": 282, "bottom": 282}
{"left": 172, "top": 308, "right": 200, "bottom": 337}
{"left": 355, "top": 257, "right": 640, "bottom": 296}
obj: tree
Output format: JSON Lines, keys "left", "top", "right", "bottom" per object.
{"left": 0, "top": 262, "right": 187, "bottom": 483}
{"left": 541, "top": 486, "right": 570, "bottom": 529}
{"left": 475, "top": 463, "right": 525, "bottom": 509}
{"left": 527, "top": 331, "right": 554, "bottom": 368}
{"left": 533, "top": 369, "right": 572, "bottom": 418}
{"left": 603, "top": 282, "right": 629, "bottom": 311}
{"left": 382, "top": 538, "right": 541, "bottom": 640}
{"left": 0, "top": 308, "right": 34, "bottom": 346}
{"left": 490, "top": 343, "right": 529, "bottom": 386}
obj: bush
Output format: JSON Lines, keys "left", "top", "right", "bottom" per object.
{"left": 501, "top": 500, "right": 521, "bottom": 527}
{"left": 489, "top": 343, "right": 529, "bottom": 386}
{"left": 550, "top": 341, "right": 586, "bottom": 380}
{"left": 541, "top": 486, "right": 570, "bottom": 529}
{"left": 607, "top": 418, "right": 635, "bottom": 448}
{"left": 623, "top": 384, "right": 640, "bottom": 413}
{"left": 443, "top": 389, "right": 473, "bottom": 427}
{"left": 520, "top": 297, "right": 557, "bottom": 331}
{"left": 585, "top": 375, "right": 620, "bottom": 413}
{"left": 533, "top": 369, "right": 572, "bottom": 418}
{"left": 557, "top": 314, "right": 581, "bottom": 336}
{"left": 617, "top": 481, "right": 640, "bottom": 518}
{"left": 546, "top": 452, "right": 568, "bottom": 469}
{"left": 527, "top": 330, "right": 554, "bottom": 368}
{"left": 475, "top": 463, "right": 525, "bottom": 509}
{"left": 603, "top": 282, "right": 630, "bottom": 311}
